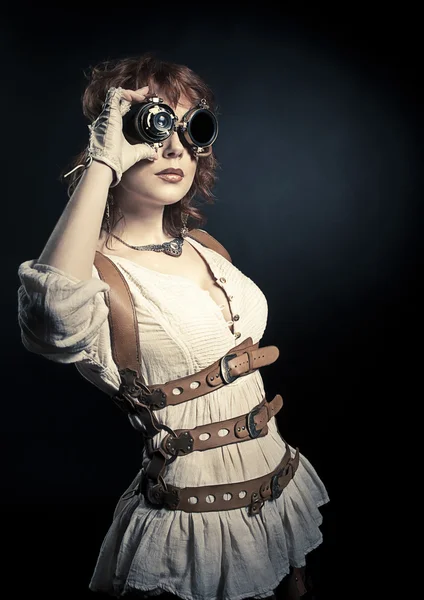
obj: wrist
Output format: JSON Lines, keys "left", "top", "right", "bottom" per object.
{"left": 91, "top": 158, "right": 117, "bottom": 186}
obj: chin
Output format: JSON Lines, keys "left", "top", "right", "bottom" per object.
{"left": 151, "top": 180, "right": 193, "bottom": 201}
{"left": 147, "top": 188, "right": 190, "bottom": 206}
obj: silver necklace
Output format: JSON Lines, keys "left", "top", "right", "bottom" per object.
{"left": 108, "top": 232, "right": 185, "bottom": 257}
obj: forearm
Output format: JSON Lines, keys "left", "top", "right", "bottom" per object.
{"left": 37, "top": 160, "right": 113, "bottom": 281}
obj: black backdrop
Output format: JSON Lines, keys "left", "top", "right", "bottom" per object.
{"left": 4, "top": 6, "right": 421, "bottom": 599}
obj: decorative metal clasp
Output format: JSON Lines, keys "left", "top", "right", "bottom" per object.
{"left": 145, "top": 474, "right": 180, "bottom": 509}
{"left": 115, "top": 369, "right": 167, "bottom": 410}
{"left": 139, "top": 387, "right": 167, "bottom": 410}
{"left": 112, "top": 368, "right": 144, "bottom": 413}
{"left": 247, "top": 405, "right": 265, "bottom": 438}
{"left": 164, "top": 431, "right": 194, "bottom": 456}
{"left": 220, "top": 353, "right": 238, "bottom": 384}
{"left": 271, "top": 462, "right": 294, "bottom": 500}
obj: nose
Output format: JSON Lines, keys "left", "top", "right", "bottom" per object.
{"left": 162, "top": 129, "right": 185, "bottom": 159}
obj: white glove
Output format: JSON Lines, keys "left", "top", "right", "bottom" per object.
{"left": 87, "top": 86, "right": 157, "bottom": 186}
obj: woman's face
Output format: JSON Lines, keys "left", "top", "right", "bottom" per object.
{"left": 119, "top": 91, "right": 198, "bottom": 207}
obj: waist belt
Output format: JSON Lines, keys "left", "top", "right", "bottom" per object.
{"left": 140, "top": 393, "right": 284, "bottom": 486}
{"left": 138, "top": 443, "right": 299, "bottom": 515}
{"left": 161, "top": 393, "right": 284, "bottom": 455}
{"left": 112, "top": 336, "right": 279, "bottom": 412}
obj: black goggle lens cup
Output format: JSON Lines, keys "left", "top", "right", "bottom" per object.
{"left": 185, "top": 109, "right": 218, "bottom": 147}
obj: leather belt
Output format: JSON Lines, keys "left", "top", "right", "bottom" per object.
{"left": 141, "top": 394, "right": 284, "bottom": 480}
{"left": 162, "top": 393, "right": 284, "bottom": 455}
{"left": 112, "top": 337, "right": 279, "bottom": 412}
{"left": 140, "top": 443, "right": 299, "bottom": 516}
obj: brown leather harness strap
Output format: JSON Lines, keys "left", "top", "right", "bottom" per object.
{"left": 94, "top": 250, "right": 142, "bottom": 378}
{"left": 187, "top": 229, "right": 232, "bottom": 263}
{"left": 138, "top": 394, "right": 285, "bottom": 498}
{"left": 161, "top": 393, "right": 284, "bottom": 455}
{"left": 133, "top": 338, "right": 279, "bottom": 410}
{"left": 141, "top": 444, "right": 300, "bottom": 515}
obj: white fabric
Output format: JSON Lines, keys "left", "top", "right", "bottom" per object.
{"left": 17, "top": 235, "right": 329, "bottom": 600}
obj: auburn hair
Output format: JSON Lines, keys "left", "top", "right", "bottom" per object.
{"left": 60, "top": 52, "right": 220, "bottom": 249}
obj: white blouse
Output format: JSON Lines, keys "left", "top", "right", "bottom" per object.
{"left": 17, "top": 235, "right": 329, "bottom": 600}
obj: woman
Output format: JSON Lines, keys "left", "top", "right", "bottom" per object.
{"left": 17, "top": 52, "right": 329, "bottom": 600}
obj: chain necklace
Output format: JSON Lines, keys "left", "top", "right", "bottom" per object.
{"left": 106, "top": 213, "right": 189, "bottom": 257}
{"left": 108, "top": 231, "right": 185, "bottom": 257}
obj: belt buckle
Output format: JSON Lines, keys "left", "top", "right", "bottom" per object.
{"left": 271, "top": 463, "right": 293, "bottom": 500}
{"left": 220, "top": 353, "right": 238, "bottom": 384}
{"left": 247, "top": 405, "right": 264, "bottom": 438}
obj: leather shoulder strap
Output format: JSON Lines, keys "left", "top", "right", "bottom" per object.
{"left": 186, "top": 229, "right": 232, "bottom": 263}
{"left": 93, "top": 228, "right": 231, "bottom": 377}
{"left": 94, "top": 251, "right": 142, "bottom": 379}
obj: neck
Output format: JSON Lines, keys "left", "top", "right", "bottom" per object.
{"left": 109, "top": 202, "right": 176, "bottom": 247}
{"left": 110, "top": 224, "right": 176, "bottom": 246}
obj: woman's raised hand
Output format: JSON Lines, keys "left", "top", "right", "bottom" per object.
{"left": 87, "top": 86, "right": 157, "bottom": 187}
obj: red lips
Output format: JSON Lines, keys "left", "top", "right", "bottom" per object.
{"left": 155, "top": 168, "right": 184, "bottom": 177}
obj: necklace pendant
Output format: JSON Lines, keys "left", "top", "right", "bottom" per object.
{"left": 164, "top": 238, "right": 183, "bottom": 257}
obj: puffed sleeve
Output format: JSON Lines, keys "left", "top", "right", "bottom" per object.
{"left": 17, "top": 259, "right": 111, "bottom": 365}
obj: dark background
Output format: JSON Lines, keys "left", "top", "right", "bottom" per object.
{"left": 4, "top": 5, "right": 421, "bottom": 599}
